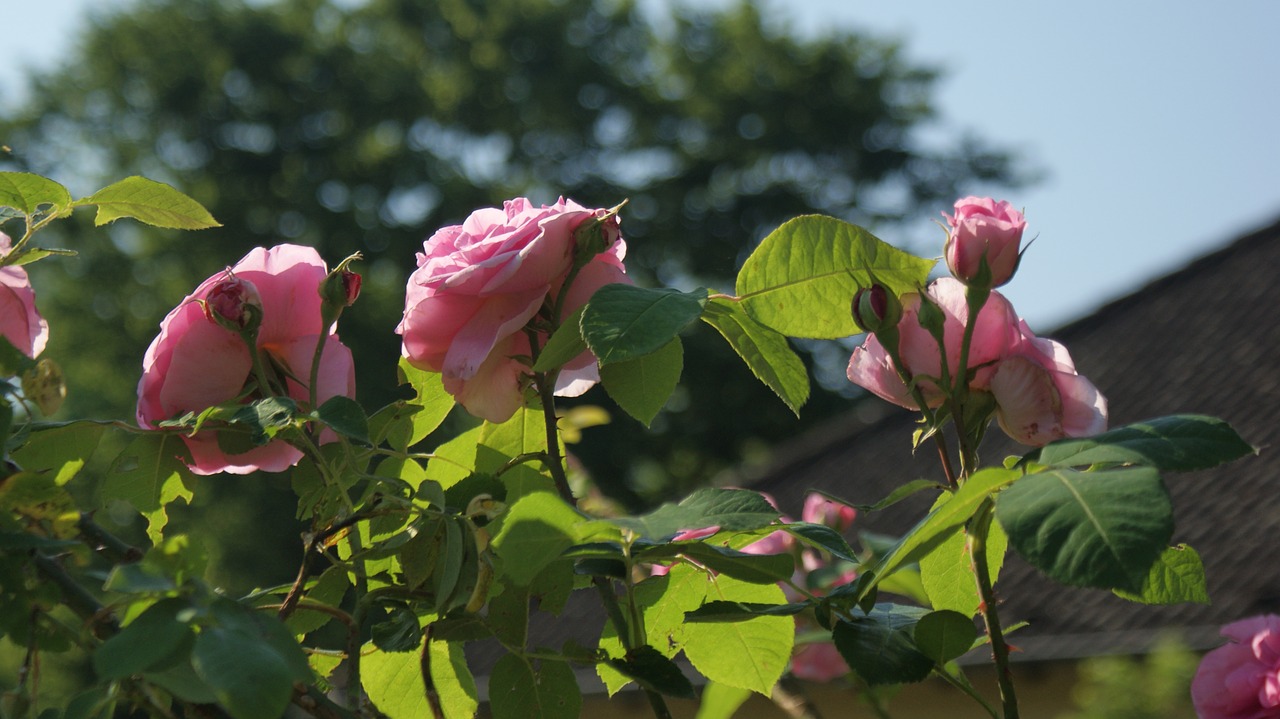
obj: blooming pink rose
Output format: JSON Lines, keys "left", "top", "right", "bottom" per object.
{"left": 944, "top": 196, "right": 1025, "bottom": 287}
{"left": 137, "top": 244, "right": 356, "bottom": 475}
{"left": 846, "top": 278, "right": 1022, "bottom": 408}
{"left": 1192, "top": 614, "right": 1280, "bottom": 719}
{"left": 988, "top": 320, "right": 1107, "bottom": 446}
{"left": 0, "top": 232, "right": 50, "bottom": 360}
{"left": 398, "top": 197, "right": 628, "bottom": 423}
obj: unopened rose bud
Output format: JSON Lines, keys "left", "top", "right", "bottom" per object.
{"left": 203, "top": 273, "right": 263, "bottom": 333}
{"left": 851, "top": 283, "right": 902, "bottom": 334}
{"left": 320, "top": 252, "right": 363, "bottom": 328}
{"left": 943, "top": 197, "right": 1026, "bottom": 288}
{"left": 572, "top": 202, "right": 624, "bottom": 266}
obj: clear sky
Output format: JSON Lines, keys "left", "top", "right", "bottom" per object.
{"left": 5, "top": 0, "right": 1279, "bottom": 331}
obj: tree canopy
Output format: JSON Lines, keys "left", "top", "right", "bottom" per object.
{"left": 1, "top": 0, "right": 1020, "bottom": 507}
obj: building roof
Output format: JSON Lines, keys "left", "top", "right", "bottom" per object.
{"left": 742, "top": 215, "right": 1280, "bottom": 660}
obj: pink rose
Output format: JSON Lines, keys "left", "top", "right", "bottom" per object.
{"left": 987, "top": 319, "right": 1107, "bottom": 446}
{"left": 137, "top": 244, "right": 356, "bottom": 475}
{"left": 791, "top": 641, "right": 849, "bottom": 683}
{"left": 944, "top": 196, "right": 1025, "bottom": 287}
{"left": 846, "top": 278, "right": 1022, "bottom": 408}
{"left": 0, "top": 232, "right": 50, "bottom": 360}
{"left": 1192, "top": 615, "right": 1280, "bottom": 719}
{"left": 398, "top": 197, "right": 628, "bottom": 423}
{"left": 802, "top": 493, "right": 856, "bottom": 532}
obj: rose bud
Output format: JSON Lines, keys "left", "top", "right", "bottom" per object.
{"left": 319, "top": 252, "right": 363, "bottom": 329}
{"left": 851, "top": 283, "right": 902, "bottom": 334}
{"left": 944, "top": 197, "right": 1026, "bottom": 288}
{"left": 202, "top": 272, "right": 263, "bottom": 333}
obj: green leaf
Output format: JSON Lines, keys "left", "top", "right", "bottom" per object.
{"left": 78, "top": 176, "right": 220, "bottom": 229}
{"left": 684, "top": 601, "right": 809, "bottom": 622}
{"left": 231, "top": 397, "right": 298, "bottom": 444}
{"left": 864, "top": 468, "right": 1019, "bottom": 600}
{"left": 396, "top": 358, "right": 455, "bottom": 447}
{"left": 610, "top": 488, "right": 781, "bottom": 539}
{"left": 600, "top": 337, "right": 683, "bottom": 427}
{"left": 490, "top": 655, "right": 581, "bottom": 719}
{"left": 700, "top": 297, "right": 809, "bottom": 415}
{"left": 832, "top": 603, "right": 932, "bottom": 686}
{"left": 784, "top": 522, "right": 859, "bottom": 564}
{"left": 477, "top": 406, "right": 557, "bottom": 500}
{"left": 696, "top": 682, "right": 753, "bottom": 719}
{"left": 684, "top": 575, "right": 793, "bottom": 695}
{"left": 490, "top": 492, "right": 585, "bottom": 586}
{"left": 919, "top": 504, "right": 1007, "bottom": 616}
{"left": 532, "top": 305, "right": 588, "bottom": 373}
{"left": 639, "top": 542, "right": 794, "bottom": 585}
{"left": 371, "top": 605, "right": 422, "bottom": 652}
{"left": 912, "top": 610, "right": 977, "bottom": 664}
{"left": 579, "top": 285, "right": 708, "bottom": 366}
{"left": 192, "top": 628, "right": 299, "bottom": 719}
{"left": 606, "top": 645, "right": 696, "bottom": 699}
{"left": 0, "top": 247, "right": 77, "bottom": 267}
{"left": 995, "top": 467, "right": 1173, "bottom": 592}
{"left": 0, "top": 172, "right": 72, "bottom": 215}
{"left": 735, "top": 215, "right": 934, "bottom": 338}
{"left": 101, "top": 433, "right": 196, "bottom": 544}
{"left": 597, "top": 565, "right": 707, "bottom": 694}
{"left": 363, "top": 640, "right": 478, "bottom": 719}
{"left": 284, "top": 566, "right": 350, "bottom": 635}
{"left": 93, "top": 598, "right": 194, "bottom": 680}
{"left": 11, "top": 421, "right": 106, "bottom": 486}
{"left": 818, "top": 480, "right": 945, "bottom": 513}
{"left": 1113, "top": 544, "right": 1210, "bottom": 605}
{"left": 1024, "top": 414, "right": 1255, "bottom": 472}
{"left": 315, "top": 395, "right": 369, "bottom": 443}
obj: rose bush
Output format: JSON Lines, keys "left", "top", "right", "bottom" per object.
{"left": 944, "top": 196, "right": 1026, "bottom": 287}
{"left": 1192, "top": 614, "right": 1280, "bottom": 719}
{"left": 398, "top": 197, "right": 628, "bottom": 423}
{"left": 0, "top": 231, "right": 50, "bottom": 360}
{"left": 137, "top": 244, "right": 356, "bottom": 475}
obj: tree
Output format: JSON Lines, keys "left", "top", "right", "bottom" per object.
{"left": 0, "top": 0, "right": 1019, "bottom": 506}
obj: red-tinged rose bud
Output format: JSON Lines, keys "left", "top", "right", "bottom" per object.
{"left": 319, "top": 252, "right": 363, "bottom": 328}
{"left": 203, "top": 273, "right": 263, "bottom": 333}
{"left": 851, "top": 283, "right": 902, "bottom": 334}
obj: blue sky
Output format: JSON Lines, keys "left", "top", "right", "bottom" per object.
{"left": 5, "top": 0, "right": 1279, "bottom": 331}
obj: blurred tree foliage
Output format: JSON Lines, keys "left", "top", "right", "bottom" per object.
{"left": 1, "top": 0, "right": 1019, "bottom": 508}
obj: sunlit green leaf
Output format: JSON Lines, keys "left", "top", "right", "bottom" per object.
{"left": 638, "top": 541, "right": 794, "bottom": 584}
{"left": 490, "top": 491, "right": 585, "bottom": 586}
{"left": 1113, "top": 543, "right": 1210, "bottom": 605}
{"left": 79, "top": 176, "right": 220, "bottom": 229}
{"left": 684, "top": 574, "right": 793, "bottom": 695}
{"left": 912, "top": 609, "right": 977, "bottom": 664}
{"left": 10, "top": 421, "right": 106, "bottom": 486}
{"left": 700, "top": 296, "right": 809, "bottom": 415}
{"left": 532, "top": 305, "right": 588, "bottom": 373}
{"left": 695, "top": 681, "right": 752, "bottom": 719}
{"left": 0, "top": 172, "right": 72, "bottom": 215}
{"left": 600, "top": 337, "right": 682, "bottom": 427}
{"left": 101, "top": 433, "right": 196, "bottom": 544}
{"left": 919, "top": 502, "right": 1007, "bottom": 617}
{"left": 363, "top": 640, "right": 478, "bottom": 719}
{"left": 735, "top": 215, "right": 933, "bottom": 338}
{"left": 395, "top": 358, "right": 455, "bottom": 447}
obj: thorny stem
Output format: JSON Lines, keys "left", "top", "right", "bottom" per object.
{"left": 969, "top": 499, "right": 1018, "bottom": 718}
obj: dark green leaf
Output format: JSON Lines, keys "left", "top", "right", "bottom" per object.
{"left": 490, "top": 655, "right": 581, "bottom": 719}
{"left": 1113, "top": 544, "right": 1210, "bottom": 605}
{"left": 192, "top": 628, "right": 297, "bottom": 719}
{"left": 684, "top": 600, "right": 809, "bottom": 622}
{"left": 11, "top": 421, "right": 106, "bottom": 486}
{"left": 610, "top": 488, "right": 781, "bottom": 539}
{"left": 784, "top": 522, "right": 859, "bottom": 564}
{"left": 93, "top": 598, "right": 194, "bottom": 679}
{"left": 600, "top": 337, "right": 683, "bottom": 427}
{"left": 371, "top": 605, "right": 422, "bottom": 652}
{"left": 912, "top": 610, "right": 977, "bottom": 664}
{"left": 1024, "top": 414, "right": 1255, "bottom": 472}
{"left": 79, "top": 176, "right": 220, "bottom": 229}
{"left": 700, "top": 297, "right": 809, "bottom": 415}
{"left": 818, "top": 480, "right": 946, "bottom": 513}
{"left": 639, "top": 541, "right": 794, "bottom": 584}
{"left": 995, "top": 467, "right": 1173, "bottom": 592}
{"left": 232, "top": 397, "right": 298, "bottom": 443}
{"left": 832, "top": 603, "right": 932, "bottom": 686}
{"left": 101, "top": 433, "right": 195, "bottom": 543}
{"left": 580, "top": 285, "right": 708, "bottom": 366}
{"left": 315, "top": 395, "right": 369, "bottom": 443}
{"left": 735, "top": 215, "right": 934, "bottom": 338}
{"left": 606, "top": 645, "right": 696, "bottom": 699}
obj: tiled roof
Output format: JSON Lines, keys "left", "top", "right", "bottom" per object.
{"left": 743, "top": 215, "right": 1280, "bottom": 659}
